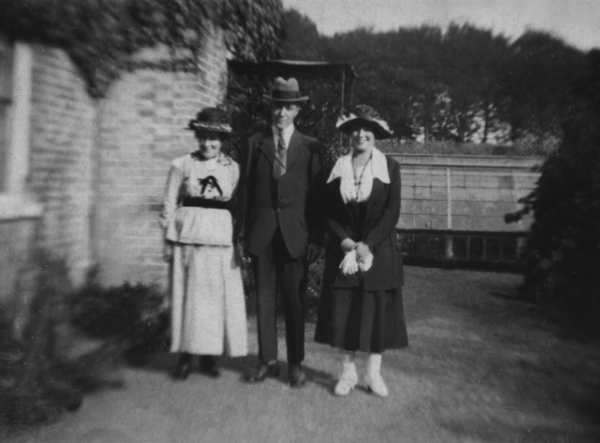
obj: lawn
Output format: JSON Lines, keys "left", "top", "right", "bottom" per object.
{"left": 3, "top": 266, "right": 600, "bottom": 443}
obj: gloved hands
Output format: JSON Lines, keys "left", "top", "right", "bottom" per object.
{"left": 339, "top": 249, "right": 359, "bottom": 275}
{"left": 339, "top": 239, "right": 373, "bottom": 275}
{"left": 356, "top": 242, "right": 373, "bottom": 272}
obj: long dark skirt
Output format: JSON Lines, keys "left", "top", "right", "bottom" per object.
{"left": 315, "top": 286, "right": 408, "bottom": 353}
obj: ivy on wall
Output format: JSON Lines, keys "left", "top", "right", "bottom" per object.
{"left": 0, "top": 0, "right": 284, "bottom": 97}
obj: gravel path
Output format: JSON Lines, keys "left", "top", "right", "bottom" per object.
{"left": 5, "top": 266, "right": 600, "bottom": 443}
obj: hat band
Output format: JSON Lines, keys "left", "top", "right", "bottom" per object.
{"left": 271, "top": 89, "right": 304, "bottom": 100}
{"left": 188, "top": 121, "right": 232, "bottom": 133}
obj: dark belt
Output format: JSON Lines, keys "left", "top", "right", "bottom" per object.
{"left": 180, "top": 196, "right": 229, "bottom": 210}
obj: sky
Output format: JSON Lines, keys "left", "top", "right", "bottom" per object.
{"left": 281, "top": 0, "right": 600, "bottom": 50}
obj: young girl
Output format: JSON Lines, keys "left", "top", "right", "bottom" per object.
{"left": 161, "top": 107, "right": 247, "bottom": 380}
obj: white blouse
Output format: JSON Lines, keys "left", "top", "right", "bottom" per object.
{"left": 160, "top": 153, "right": 239, "bottom": 246}
{"left": 326, "top": 147, "right": 390, "bottom": 204}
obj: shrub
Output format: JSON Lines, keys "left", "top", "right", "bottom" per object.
{"left": 70, "top": 270, "right": 169, "bottom": 365}
{"left": 508, "top": 50, "right": 600, "bottom": 336}
{"left": 0, "top": 252, "right": 120, "bottom": 427}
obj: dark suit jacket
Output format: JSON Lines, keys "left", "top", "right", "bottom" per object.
{"left": 242, "top": 128, "right": 324, "bottom": 259}
{"left": 322, "top": 156, "right": 403, "bottom": 291}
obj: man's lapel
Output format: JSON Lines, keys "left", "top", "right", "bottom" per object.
{"left": 257, "top": 130, "right": 275, "bottom": 165}
{"left": 284, "top": 129, "right": 303, "bottom": 172}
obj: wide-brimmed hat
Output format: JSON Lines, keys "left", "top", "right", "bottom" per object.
{"left": 336, "top": 104, "right": 393, "bottom": 139}
{"left": 263, "top": 77, "right": 309, "bottom": 103}
{"left": 186, "top": 107, "right": 232, "bottom": 134}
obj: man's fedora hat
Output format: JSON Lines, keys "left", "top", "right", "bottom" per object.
{"left": 336, "top": 104, "right": 393, "bottom": 139}
{"left": 186, "top": 107, "right": 232, "bottom": 134}
{"left": 263, "top": 77, "right": 309, "bottom": 103}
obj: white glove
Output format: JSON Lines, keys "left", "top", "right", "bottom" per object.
{"left": 358, "top": 250, "right": 374, "bottom": 272}
{"left": 339, "top": 249, "right": 359, "bottom": 276}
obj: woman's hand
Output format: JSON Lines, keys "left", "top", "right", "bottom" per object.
{"left": 339, "top": 249, "right": 359, "bottom": 276}
{"left": 340, "top": 238, "right": 357, "bottom": 253}
{"left": 163, "top": 241, "right": 174, "bottom": 262}
{"left": 355, "top": 242, "right": 371, "bottom": 263}
{"left": 234, "top": 241, "right": 248, "bottom": 267}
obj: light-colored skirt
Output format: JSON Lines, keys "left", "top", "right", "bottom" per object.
{"left": 170, "top": 243, "right": 247, "bottom": 357}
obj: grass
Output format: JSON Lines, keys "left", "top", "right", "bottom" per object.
{"left": 3, "top": 266, "right": 600, "bottom": 443}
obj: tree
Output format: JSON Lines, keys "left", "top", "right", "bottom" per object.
{"left": 499, "top": 30, "right": 585, "bottom": 141}
{"left": 280, "top": 9, "right": 324, "bottom": 60}
{"left": 236, "top": 8, "right": 585, "bottom": 152}
{"left": 509, "top": 50, "right": 600, "bottom": 335}
{"left": 440, "top": 23, "right": 511, "bottom": 143}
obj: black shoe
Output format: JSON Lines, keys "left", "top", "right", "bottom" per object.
{"left": 199, "top": 355, "right": 220, "bottom": 378}
{"left": 245, "top": 361, "right": 280, "bottom": 383}
{"left": 171, "top": 354, "right": 192, "bottom": 380}
{"left": 288, "top": 364, "right": 307, "bottom": 388}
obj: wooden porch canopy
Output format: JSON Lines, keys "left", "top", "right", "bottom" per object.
{"left": 227, "top": 58, "right": 358, "bottom": 110}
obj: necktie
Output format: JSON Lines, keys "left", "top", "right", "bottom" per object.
{"left": 273, "top": 131, "right": 287, "bottom": 178}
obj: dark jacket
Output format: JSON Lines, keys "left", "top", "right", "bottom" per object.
{"left": 242, "top": 128, "right": 324, "bottom": 258}
{"left": 322, "top": 156, "right": 403, "bottom": 291}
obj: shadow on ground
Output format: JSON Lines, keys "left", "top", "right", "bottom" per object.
{"left": 396, "top": 266, "right": 600, "bottom": 442}
{"left": 130, "top": 346, "right": 336, "bottom": 394}
{"left": 3, "top": 266, "right": 600, "bottom": 443}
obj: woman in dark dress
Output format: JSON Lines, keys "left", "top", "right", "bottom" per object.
{"left": 315, "top": 104, "right": 408, "bottom": 397}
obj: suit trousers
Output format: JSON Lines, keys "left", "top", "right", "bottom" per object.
{"left": 253, "top": 229, "right": 305, "bottom": 365}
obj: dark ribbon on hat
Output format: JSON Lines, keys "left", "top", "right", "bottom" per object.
{"left": 270, "top": 89, "right": 305, "bottom": 100}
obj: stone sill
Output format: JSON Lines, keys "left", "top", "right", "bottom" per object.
{"left": 0, "top": 193, "right": 43, "bottom": 220}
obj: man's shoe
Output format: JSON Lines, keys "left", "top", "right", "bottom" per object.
{"left": 171, "top": 354, "right": 192, "bottom": 381}
{"left": 245, "top": 361, "right": 280, "bottom": 383}
{"left": 199, "top": 355, "right": 220, "bottom": 378}
{"left": 288, "top": 365, "right": 307, "bottom": 388}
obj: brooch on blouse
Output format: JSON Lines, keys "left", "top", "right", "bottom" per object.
{"left": 198, "top": 175, "right": 223, "bottom": 198}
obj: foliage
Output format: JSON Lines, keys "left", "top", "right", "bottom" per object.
{"left": 219, "top": 0, "right": 285, "bottom": 62}
{"left": 304, "top": 257, "right": 324, "bottom": 322}
{"left": 70, "top": 269, "right": 169, "bottom": 365}
{"left": 0, "top": 0, "right": 284, "bottom": 97}
{"left": 0, "top": 251, "right": 121, "bottom": 427}
{"left": 279, "top": 9, "right": 324, "bottom": 60}
{"left": 229, "top": 11, "right": 579, "bottom": 161}
{"left": 378, "top": 138, "right": 556, "bottom": 157}
{"left": 276, "top": 12, "right": 586, "bottom": 146}
{"left": 499, "top": 30, "right": 585, "bottom": 140}
{"left": 507, "top": 50, "right": 600, "bottom": 336}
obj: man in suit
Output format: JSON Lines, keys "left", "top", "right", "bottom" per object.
{"left": 242, "top": 77, "right": 324, "bottom": 387}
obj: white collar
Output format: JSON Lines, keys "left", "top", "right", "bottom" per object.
{"left": 272, "top": 124, "right": 294, "bottom": 148}
{"left": 327, "top": 147, "right": 390, "bottom": 184}
{"left": 205, "top": 157, "right": 218, "bottom": 169}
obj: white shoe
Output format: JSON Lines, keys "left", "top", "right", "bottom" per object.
{"left": 364, "top": 372, "right": 389, "bottom": 397}
{"left": 334, "top": 362, "right": 358, "bottom": 396}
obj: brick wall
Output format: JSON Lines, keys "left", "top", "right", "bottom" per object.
{"left": 0, "top": 217, "right": 38, "bottom": 331}
{"left": 1, "top": 44, "right": 97, "bottom": 332}
{"left": 0, "top": 27, "right": 227, "bottom": 334}
{"left": 27, "top": 45, "right": 96, "bottom": 284}
{"left": 94, "top": 26, "right": 228, "bottom": 285}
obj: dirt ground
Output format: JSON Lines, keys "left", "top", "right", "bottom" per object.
{"left": 4, "top": 266, "right": 600, "bottom": 443}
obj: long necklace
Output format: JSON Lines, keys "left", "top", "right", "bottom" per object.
{"left": 352, "top": 152, "right": 373, "bottom": 201}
